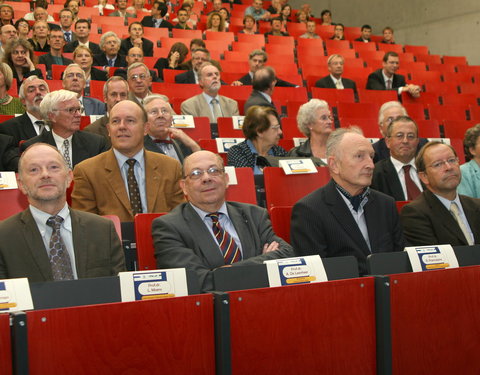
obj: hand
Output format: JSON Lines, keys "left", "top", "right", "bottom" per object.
{"left": 169, "top": 51, "right": 180, "bottom": 67}
{"left": 132, "top": 37, "right": 143, "bottom": 47}
{"left": 262, "top": 241, "right": 279, "bottom": 254}
{"left": 406, "top": 84, "right": 421, "bottom": 98}
{"left": 231, "top": 80, "right": 243, "bottom": 86}
{"left": 168, "top": 127, "right": 201, "bottom": 152}
{"left": 24, "top": 55, "right": 35, "bottom": 70}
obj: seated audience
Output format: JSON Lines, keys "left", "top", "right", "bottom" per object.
{"left": 24, "top": 0, "right": 55, "bottom": 23}
{"left": 458, "top": 124, "right": 480, "bottom": 198}
{"left": 315, "top": 54, "right": 357, "bottom": 93}
{"left": 3, "top": 38, "right": 43, "bottom": 91}
{"left": 287, "top": 99, "right": 332, "bottom": 166}
{"left": 330, "top": 23, "right": 345, "bottom": 40}
{"left": 154, "top": 42, "right": 188, "bottom": 81}
{"left": 355, "top": 24, "right": 372, "bottom": 42}
{"left": 0, "top": 143, "right": 125, "bottom": 282}
{"left": 0, "top": 133, "right": 18, "bottom": 171}
{"left": 172, "top": 7, "right": 191, "bottom": 30}
{"left": 115, "top": 47, "right": 160, "bottom": 82}
{"left": 127, "top": 0, "right": 149, "bottom": 14}
{"left": 119, "top": 22, "right": 154, "bottom": 57}
{"left": 295, "top": 10, "right": 308, "bottom": 24}
{"left": 291, "top": 127, "right": 405, "bottom": 275}
{"left": 265, "top": 17, "right": 289, "bottom": 37}
{"left": 245, "top": 0, "right": 271, "bottom": 22}
{"left": 219, "top": 8, "right": 230, "bottom": 29}
{"left": 279, "top": 4, "right": 292, "bottom": 24}
{"left": 94, "top": 0, "right": 115, "bottom": 15}
{"left": 0, "top": 63, "right": 25, "bottom": 115}
{"left": 267, "top": 0, "right": 282, "bottom": 15}
{"left": 0, "top": 5, "right": 14, "bottom": 26}
{"left": 0, "top": 25, "right": 19, "bottom": 60}
{"left": 94, "top": 31, "right": 127, "bottom": 68}
{"left": 175, "top": 47, "right": 210, "bottom": 84}
{"left": 14, "top": 19, "right": 31, "bottom": 40}
{"left": 239, "top": 15, "right": 258, "bottom": 34}
{"left": 65, "top": 0, "right": 80, "bottom": 21}
{"left": 381, "top": 26, "right": 395, "bottom": 44}
{"left": 63, "top": 19, "right": 101, "bottom": 55}
{"left": 320, "top": 9, "right": 333, "bottom": 25}
{"left": 301, "top": 3, "right": 314, "bottom": 18}
{"left": 39, "top": 28, "right": 73, "bottom": 77}
{"left": 28, "top": 21, "right": 50, "bottom": 53}
{"left": 73, "top": 45, "right": 108, "bottom": 95}
{"left": 401, "top": 141, "right": 480, "bottom": 246}
{"left": 141, "top": 2, "right": 173, "bottom": 29}
{"left": 300, "top": 20, "right": 320, "bottom": 39}
{"left": 244, "top": 66, "right": 279, "bottom": 113}
{"left": 126, "top": 62, "right": 153, "bottom": 105}
{"left": 109, "top": 0, "right": 135, "bottom": 18}
{"left": 153, "top": 150, "right": 295, "bottom": 292}
{"left": 205, "top": 11, "right": 226, "bottom": 32}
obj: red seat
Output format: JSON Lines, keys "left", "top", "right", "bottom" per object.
{"left": 171, "top": 28, "right": 202, "bottom": 39}
{"left": 442, "top": 72, "right": 474, "bottom": 85}
{"left": 281, "top": 117, "right": 304, "bottom": 139}
{"left": 428, "top": 105, "right": 469, "bottom": 122}
{"left": 443, "top": 120, "right": 476, "bottom": 139}
{"left": 377, "top": 43, "right": 404, "bottom": 54}
{"left": 311, "top": 87, "right": 356, "bottom": 104}
{"left": 0, "top": 187, "right": 29, "bottom": 220}
{"left": 459, "top": 83, "right": 480, "bottom": 95}
{"left": 395, "top": 201, "right": 410, "bottom": 213}
{"left": 427, "top": 63, "right": 457, "bottom": 74}
{"left": 404, "top": 45, "right": 429, "bottom": 56}
{"left": 339, "top": 117, "right": 381, "bottom": 138}
{"left": 469, "top": 105, "right": 480, "bottom": 122}
{"left": 272, "top": 87, "right": 308, "bottom": 103}
{"left": 336, "top": 102, "right": 379, "bottom": 120}
{"left": 416, "top": 119, "right": 441, "bottom": 138}
{"left": 423, "top": 81, "right": 459, "bottom": 95}
{"left": 443, "top": 56, "right": 468, "bottom": 65}
{"left": 175, "top": 117, "right": 212, "bottom": 141}
{"left": 410, "top": 71, "right": 442, "bottom": 85}
{"left": 225, "top": 167, "right": 257, "bottom": 205}
{"left": 352, "top": 41, "right": 377, "bottom": 54}
{"left": 236, "top": 33, "right": 265, "bottom": 48}
{"left": 269, "top": 206, "right": 293, "bottom": 243}
{"left": 134, "top": 213, "right": 166, "bottom": 270}
{"left": 217, "top": 117, "right": 244, "bottom": 138}
{"left": 324, "top": 40, "right": 352, "bottom": 52}
{"left": 415, "top": 54, "right": 442, "bottom": 65}
{"left": 163, "top": 69, "right": 187, "bottom": 83}
{"left": 403, "top": 103, "right": 427, "bottom": 120}
{"left": 401, "top": 92, "right": 440, "bottom": 105}
{"left": 356, "top": 89, "right": 398, "bottom": 104}
{"left": 441, "top": 93, "right": 478, "bottom": 107}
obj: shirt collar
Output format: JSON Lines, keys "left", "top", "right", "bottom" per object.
{"left": 113, "top": 147, "right": 145, "bottom": 170}
{"left": 29, "top": 203, "right": 71, "bottom": 237}
{"left": 390, "top": 156, "right": 416, "bottom": 174}
{"left": 190, "top": 201, "right": 228, "bottom": 220}
{"left": 334, "top": 180, "right": 370, "bottom": 212}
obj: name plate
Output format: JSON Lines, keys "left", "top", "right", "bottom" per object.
{"left": 0, "top": 171, "right": 17, "bottom": 189}
{"left": 224, "top": 166, "right": 238, "bottom": 185}
{"left": 0, "top": 278, "right": 33, "bottom": 313}
{"left": 119, "top": 269, "right": 188, "bottom": 302}
{"left": 172, "top": 115, "right": 195, "bottom": 128}
{"left": 264, "top": 255, "right": 327, "bottom": 287}
{"left": 231, "top": 116, "right": 245, "bottom": 129}
{"left": 279, "top": 158, "right": 317, "bottom": 175}
{"left": 428, "top": 138, "right": 450, "bottom": 145}
{"left": 293, "top": 137, "right": 307, "bottom": 147}
{"left": 216, "top": 138, "right": 244, "bottom": 153}
{"left": 405, "top": 244, "right": 459, "bottom": 272}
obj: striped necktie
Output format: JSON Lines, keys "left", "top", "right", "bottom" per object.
{"left": 207, "top": 212, "right": 242, "bottom": 264}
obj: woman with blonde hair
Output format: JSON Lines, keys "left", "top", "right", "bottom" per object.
{"left": 28, "top": 21, "right": 50, "bottom": 52}
{"left": 0, "top": 63, "right": 25, "bottom": 115}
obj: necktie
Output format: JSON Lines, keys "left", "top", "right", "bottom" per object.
{"left": 211, "top": 98, "right": 222, "bottom": 122}
{"left": 450, "top": 202, "right": 474, "bottom": 245}
{"left": 63, "top": 139, "right": 72, "bottom": 169}
{"left": 108, "top": 58, "right": 114, "bottom": 67}
{"left": 35, "top": 120, "right": 45, "bottom": 134}
{"left": 65, "top": 32, "right": 71, "bottom": 43}
{"left": 335, "top": 79, "right": 343, "bottom": 89}
{"left": 126, "top": 159, "right": 143, "bottom": 216}
{"left": 46, "top": 215, "right": 74, "bottom": 280}
{"left": 207, "top": 213, "right": 242, "bottom": 264}
{"left": 402, "top": 165, "right": 421, "bottom": 200}
{"left": 386, "top": 79, "right": 392, "bottom": 89}
{"left": 153, "top": 139, "right": 173, "bottom": 144}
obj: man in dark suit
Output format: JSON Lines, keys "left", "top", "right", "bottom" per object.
{"left": 114, "top": 47, "right": 160, "bottom": 82}
{"left": 291, "top": 127, "right": 405, "bottom": 275}
{"left": 94, "top": 32, "right": 127, "bottom": 68}
{"left": 152, "top": 150, "right": 295, "bottom": 292}
{"left": 0, "top": 143, "right": 125, "bottom": 282}
{"left": 63, "top": 19, "right": 101, "bottom": 55}
{"left": 174, "top": 48, "right": 210, "bottom": 84}
{"left": 0, "top": 76, "right": 50, "bottom": 145}
{"left": 38, "top": 29, "right": 73, "bottom": 76}
{"left": 20, "top": 90, "right": 108, "bottom": 168}
{"left": 141, "top": 2, "right": 173, "bottom": 29}
{"left": 119, "top": 22, "right": 154, "bottom": 57}
{"left": 144, "top": 95, "right": 200, "bottom": 163}
{"left": 354, "top": 24, "right": 372, "bottom": 43}
{"left": 371, "top": 116, "right": 424, "bottom": 201}
{"left": 315, "top": 54, "right": 358, "bottom": 94}
{"left": 401, "top": 141, "right": 480, "bottom": 246}
{"left": 59, "top": 8, "right": 76, "bottom": 43}
{"left": 0, "top": 134, "right": 19, "bottom": 171}
{"left": 244, "top": 66, "right": 278, "bottom": 113}
{"left": 366, "top": 51, "right": 421, "bottom": 98}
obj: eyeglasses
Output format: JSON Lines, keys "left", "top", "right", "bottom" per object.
{"left": 389, "top": 132, "right": 417, "bottom": 141}
{"left": 147, "top": 108, "right": 170, "bottom": 116}
{"left": 129, "top": 74, "right": 148, "bottom": 81}
{"left": 185, "top": 167, "right": 224, "bottom": 180}
{"left": 427, "top": 157, "right": 459, "bottom": 170}
{"left": 54, "top": 106, "right": 84, "bottom": 115}
{"left": 65, "top": 73, "right": 84, "bottom": 79}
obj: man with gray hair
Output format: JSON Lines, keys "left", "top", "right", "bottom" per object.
{"left": 127, "top": 62, "right": 152, "bottom": 105}
{"left": 244, "top": 66, "right": 277, "bottom": 113}
{"left": 291, "top": 127, "right": 405, "bottom": 275}
{"left": 62, "top": 63, "right": 105, "bottom": 115}
{"left": 315, "top": 54, "right": 357, "bottom": 92}
{"left": 93, "top": 31, "right": 126, "bottom": 68}
{"left": 20, "top": 89, "right": 108, "bottom": 169}
{"left": 0, "top": 24, "right": 18, "bottom": 59}
{"left": 0, "top": 76, "right": 49, "bottom": 145}
{"left": 181, "top": 62, "right": 239, "bottom": 123}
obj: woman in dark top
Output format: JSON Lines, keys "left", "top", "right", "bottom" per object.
{"left": 3, "top": 39, "right": 43, "bottom": 92}
{"left": 28, "top": 21, "right": 50, "bottom": 53}
{"left": 154, "top": 42, "right": 188, "bottom": 81}
{"left": 330, "top": 23, "right": 345, "bottom": 40}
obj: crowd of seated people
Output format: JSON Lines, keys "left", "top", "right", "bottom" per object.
{"left": 0, "top": 0, "right": 479, "bottom": 292}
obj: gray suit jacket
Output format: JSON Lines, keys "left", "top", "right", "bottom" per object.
{"left": 152, "top": 202, "right": 295, "bottom": 292}
{"left": 181, "top": 94, "right": 239, "bottom": 123}
{"left": 82, "top": 96, "right": 106, "bottom": 116}
{"left": 0, "top": 208, "right": 125, "bottom": 282}
{"left": 244, "top": 90, "right": 276, "bottom": 114}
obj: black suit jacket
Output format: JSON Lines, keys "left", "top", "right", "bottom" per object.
{"left": 20, "top": 130, "right": 108, "bottom": 168}
{"left": 141, "top": 16, "right": 173, "bottom": 29}
{"left": 63, "top": 40, "right": 101, "bottom": 55}
{"left": 93, "top": 53, "right": 127, "bottom": 68}
{"left": 371, "top": 158, "right": 409, "bottom": 201}
{"left": 174, "top": 70, "right": 195, "bottom": 84}
{"left": 366, "top": 69, "right": 406, "bottom": 90}
{"left": 119, "top": 37, "right": 154, "bottom": 57}
{"left": 238, "top": 73, "right": 296, "bottom": 87}
{"left": 38, "top": 53, "right": 73, "bottom": 73}
{"left": 244, "top": 90, "right": 276, "bottom": 114}
{"left": 315, "top": 75, "right": 358, "bottom": 92}
{"left": 0, "top": 133, "right": 19, "bottom": 171}
{"left": 291, "top": 179, "right": 405, "bottom": 275}
{"left": 143, "top": 135, "right": 192, "bottom": 163}
{"left": 354, "top": 37, "right": 371, "bottom": 42}
{"left": 0, "top": 113, "right": 38, "bottom": 146}
{"left": 401, "top": 190, "right": 480, "bottom": 246}
{"left": 373, "top": 137, "right": 429, "bottom": 164}
{"left": 90, "top": 67, "right": 109, "bottom": 81}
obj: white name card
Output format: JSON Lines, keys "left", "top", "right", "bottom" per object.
{"left": 428, "top": 138, "right": 451, "bottom": 145}
{"left": 215, "top": 138, "right": 244, "bottom": 153}
{"left": 293, "top": 137, "right": 307, "bottom": 147}
{"left": 0, "top": 172, "right": 17, "bottom": 190}
{"left": 264, "top": 255, "right": 327, "bottom": 287}
{"left": 0, "top": 278, "right": 33, "bottom": 313}
{"left": 279, "top": 158, "right": 317, "bottom": 175}
{"left": 172, "top": 115, "right": 195, "bottom": 128}
{"left": 405, "top": 244, "right": 459, "bottom": 272}
{"left": 224, "top": 166, "right": 238, "bottom": 185}
{"left": 119, "top": 268, "right": 188, "bottom": 302}
{"left": 231, "top": 116, "right": 245, "bottom": 129}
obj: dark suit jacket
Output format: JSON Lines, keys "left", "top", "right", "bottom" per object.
{"left": 63, "top": 40, "right": 101, "bottom": 55}
{"left": 354, "top": 37, "right": 371, "bottom": 42}
{"left": 238, "top": 73, "right": 296, "bottom": 87}
{"left": 143, "top": 135, "right": 192, "bottom": 163}
{"left": 119, "top": 37, "right": 154, "bottom": 57}
{"left": 0, "top": 133, "right": 19, "bottom": 171}
{"left": 83, "top": 115, "right": 111, "bottom": 148}
{"left": 141, "top": 16, "right": 173, "bottom": 29}
{"left": 20, "top": 130, "right": 108, "bottom": 168}
{"left": 93, "top": 53, "right": 127, "bottom": 68}
{"left": 90, "top": 67, "right": 109, "bottom": 81}
{"left": 174, "top": 70, "right": 196, "bottom": 84}
{"left": 244, "top": 90, "right": 276, "bottom": 114}
{"left": 315, "top": 75, "right": 358, "bottom": 92}
{"left": 366, "top": 69, "right": 406, "bottom": 90}
{"left": 0, "top": 112, "right": 38, "bottom": 146}
{"left": 291, "top": 179, "right": 405, "bottom": 275}
{"left": 371, "top": 158, "right": 409, "bottom": 201}
{"left": 0, "top": 208, "right": 125, "bottom": 282}
{"left": 152, "top": 201, "right": 295, "bottom": 292}
{"left": 38, "top": 53, "right": 73, "bottom": 73}
{"left": 373, "top": 137, "right": 429, "bottom": 164}
{"left": 400, "top": 190, "right": 480, "bottom": 246}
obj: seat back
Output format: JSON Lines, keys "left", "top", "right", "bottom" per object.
{"left": 134, "top": 213, "right": 166, "bottom": 270}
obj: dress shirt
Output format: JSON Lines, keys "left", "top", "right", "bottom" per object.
{"left": 246, "top": 139, "right": 275, "bottom": 175}
{"left": 29, "top": 203, "right": 78, "bottom": 278}
{"left": 52, "top": 131, "right": 73, "bottom": 166}
{"left": 434, "top": 192, "right": 475, "bottom": 243}
{"left": 203, "top": 92, "right": 224, "bottom": 119}
{"left": 150, "top": 135, "right": 179, "bottom": 161}
{"left": 26, "top": 112, "right": 48, "bottom": 134}
{"left": 113, "top": 148, "right": 148, "bottom": 213}
{"left": 382, "top": 70, "right": 403, "bottom": 95}
{"left": 330, "top": 74, "right": 344, "bottom": 89}
{"left": 190, "top": 202, "right": 243, "bottom": 256}
{"left": 390, "top": 157, "right": 423, "bottom": 200}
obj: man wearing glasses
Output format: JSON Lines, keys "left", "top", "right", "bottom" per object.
{"left": 401, "top": 141, "right": 480, "bottom": 246}
{"left": 152, "top": 150, "right": 295, "bottom": 292}
{"left": 20, "top": 89, "right": 108, "bottom": 169}
{"left": 126, "top": 62, "right": 152, "bottom": 105}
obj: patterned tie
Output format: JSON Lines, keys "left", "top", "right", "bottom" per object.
{"left": 207, "top": 213, "right": 242, "bottom": 264}
{"left": 386, "top": 79, "right": 392, "bottom": 89}
{"left": 211, "top": 98, "right": 222, "bottom": 122}
{"left": 46, "top": 215, "right": 74, "bottom": 280}
{"left": 126, "top": 159, "right": 143, "bottom": 216}
{"left": 450, "top": 202, "right": 474, "bottom": 245}
{"left": 63, "top": 139, "right": 72, "bottom": 169}
{"left": 108, "top": 58, "right": 114, "bottom": 67}
{"left": 65, "top": 31, "right": 71, "bottom": 43}
{"left": 402, "top": 165, "right": 421, "bottom": 200}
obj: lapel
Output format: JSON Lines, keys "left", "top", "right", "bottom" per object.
{"left": 70, "top": 209, "right": 87, "bottom": 278}
{"left": 460, "top": 195, "right": 480, "bottom": 243}
{"left": 144, "top": 150, "right": 161, "bottom": 212}
{"left": 326, "top": 75, "right": 335, "bottom": 88}
{"left": 384, "top": 159, "right": 406, "bottom": 200}
{"left": 19, "top": 210, "right": 53, "bottom": 280}
{"left": 227, "top": 203, "right": 256, "bottom": 259}
{"left": 41, "top": 131, "right": 56, "bottom": 147}
{"left": 71, "top": 132, "right": 87, "bottom": 166}
{"left": 20, "top": 113, "right": 37, "bottom": 139}
{"left": 104, "top": 149, "right": 132, "bottom": 214}
{"left": 198, "top": 94, "right": 213, "bottom": 122}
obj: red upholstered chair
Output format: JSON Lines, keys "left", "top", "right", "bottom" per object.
{"left": 225, "top": 167, "right": 257, "bottom": 205}
{"left": 356, "top": 89, "right": 398, "bottom": 104}
{"left": 217, "top": 117, "right": 244, "bottom": 138}
{"left": 269, "top": 206, "right": 293, "bottom": 243}
{"left": 336, "top": 102, "right": 379, "bottom": 120}
{"left": 339, "top": 117, "right": 381, "bottom": 138}
{"left": 311, "top": 88, "right": 356, "bottom": 104}
{"left": 134, "top": 213, "right": 165, "bottom": 270}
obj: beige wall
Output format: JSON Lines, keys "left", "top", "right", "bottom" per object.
{"left": 289, "top": 0, "right": 480, "bottom": 65}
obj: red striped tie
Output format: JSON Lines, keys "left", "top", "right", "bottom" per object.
{"left": 207, "top": 213, "right": 242, "bottom": 264}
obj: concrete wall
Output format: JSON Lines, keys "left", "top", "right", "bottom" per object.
{"left": 289, "top": 0, "right": 480, "bottom": 64}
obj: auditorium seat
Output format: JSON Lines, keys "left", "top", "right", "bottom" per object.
{"left": 404, "top": 45, "right": 429, "bottom": 56}
{"left": 416, "top": 119, "right": 441, "bottom": 138}
{"left": 428, "top": 105, "right": 469, "bottom": 122}
{"left": 163, "top": 69, "right": 187, "bottom": 83}
{"left": 281, "top": 117, "right": 304, "bottom": 139}
{"left": 217, "top": 117, "right": 244, "bottom": 138}
{"left": 134, "top": 213, "right": 165, "bottom": 270}
{"left": 311, "top": 87, "right": 356, "bottom": 104}
{"left": 339, "top": 117, "right": 381, "bottom": 138}
{"left": 171, "top": 29, "right": 203, "bottom": 39}
{"left": 441, "top": 93, "right": 478, "bottom": 107}
{"left": 377, "top": 43, "right": 404, "bottom": 54}
{"left": 443, "top": 55, "right": 468, "bottom": 65}
{"left": 356, "top": 89, "right": 398, "bottom": 104}
{"left": 336, "top": 102, "right": 379, "bottom": 120}
{"left": 269, "top": 206, "right": 293, "bottom": 243}
{"left": 443, "top": 120, "right": 475, "bottom": 139}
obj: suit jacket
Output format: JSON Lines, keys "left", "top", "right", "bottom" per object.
{"left": 458, "top": 159, "right": 480, "bottom": 199}
{"left": 83, "top": 115, "right": 111, "bottom": 148}
{"left": 119, "top": 37, "right": 154, "bottom": 57}
{"left": 141, "top": 16, "right": 173, "bottom": 29}
{"left": 38, "top": 53, "right": 73, "bottom": 73}
{"left": 366, "top": 69, "right": 406, "bottom": 91}
{"left": 291, "top": 179, "right": 405, "bottom": 275}
{"left": 181, "top": 94, "right": 239, "bottom": 123}
{"left": 63, "top": 40, "right": 101, "bottom": 55}
{"left": 20, "top": 130, "right": 109, "bottom": 168}
{"left": 143, "top": 135, "right": 192, "bottom": 163}
{"left": 373, "top": 137, "right": 429, "bottom": 164}
{"left": 244, "top": 90, "right": 276, "bottom": 114}
{"left": 354, "top": 37, "right": 371, "bottom": 42}
{"left": 174, "top": 70, "right": 196, "bottom": 84}
{"left": 0, "top": 133, "right": 19, "bottom": 171}
{"left": 371, "top": 158, "right": 409, "bottom": 201}
{"left": 93, "top": 53, "right": 127, "bottom": 68}
{"left": 90, "top": 67, "right": 109, "bottom": 81}
{"left": 0, "top": 208, "right": 125, "bottom": 282}
{"left": 400, "top": 190, "right": 480, "bottom": 246}
{"left": 72, "top": 149, "right": 185, "bottom": 222}
{"left": 315, "top": 75, "right": 358, "bottom": 92}
{"left": 82, "top": 96, "right": 106, "bottom": 116}
{"left": 152, "top": 201, "right": 295, "bottom": 292}
{"left": 0, "top": 112, "right": 38, "bottom": 146}
{"left": 238, "top": 73, "right": 296, "bottom": 87}
{"left": 109, "top": 10, "right": 135, "bottom": 17}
